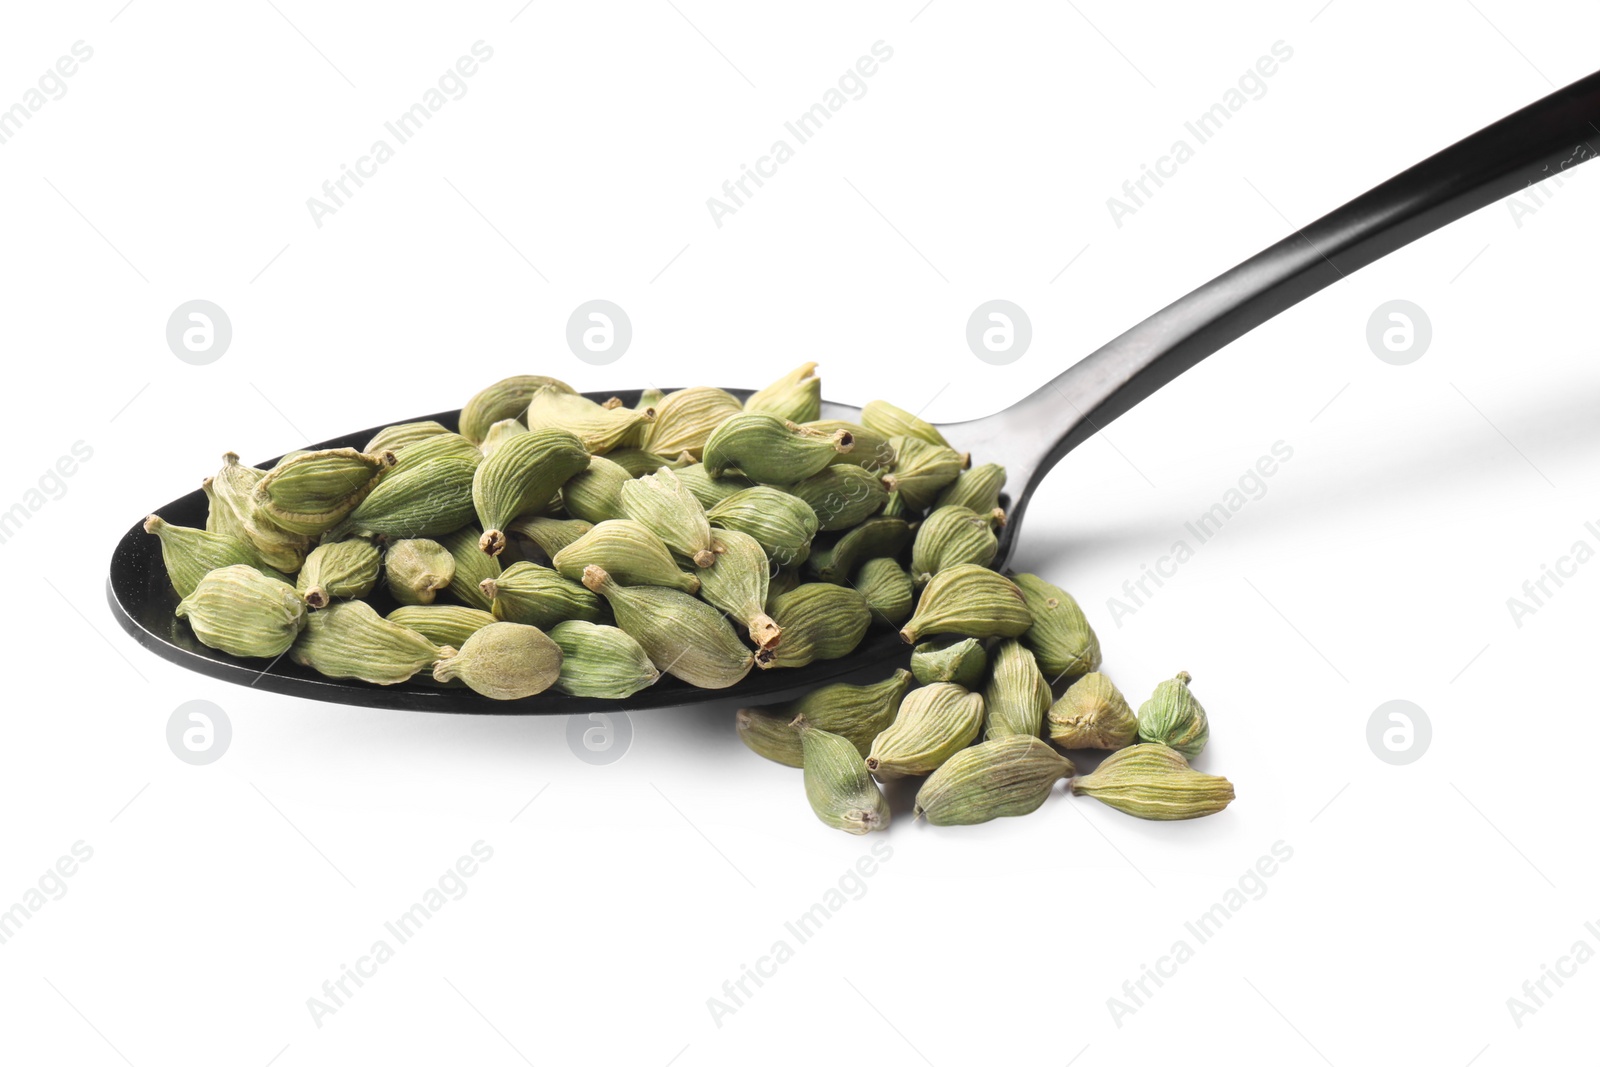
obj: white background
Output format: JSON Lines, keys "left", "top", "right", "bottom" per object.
{"left": 3, "top": 1, "right": 1598, "bottom": 1063}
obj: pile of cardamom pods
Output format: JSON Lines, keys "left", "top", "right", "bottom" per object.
{"left": 145, "top": 363, "right": 1233, "bottom": 830}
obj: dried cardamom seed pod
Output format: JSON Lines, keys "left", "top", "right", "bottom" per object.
{"left": 144, "top": 515, "right": 285, "bottom": 598}
{"left": 481, "top": 560, "right": 606, "bottom": 629}
{"left": 553, "top": 519, "right": 700, "bottom": 594}
{"left": 635, "top": 387, "right": 666, "bottom": 411}
{"left": 699, "top": 528, "right": 781, "bottom": 650}
{"left": 561, "top": 455, "right": 633, "bottom": 524}
{"left": 744, "top": 361, "right": 821, "bottom": 424}
{"left": 805, "top": 420, "right": 896, "bottom": 473}
{"left": 855, "top": 557, "right": 914, "bottom": 626}
{"left": 479, "top": 418, "right": 529, "bottom": 459}
{"left": 1013, "top": 573, "right": 1101, "bottom": 682}
{"left": 674, "top": 462, "right": 754, "bottom": 510}
{"left": 619, "top": 467, "right": 717, "bottom": 567}
{"left": 983, "top": 638, "right": 1052, "bottom": 740}
{"left": 253, "top": 448, "right": 396, "bottom": 536}
{"left": 335, "top": 456, "right": 478, "bottom": 540}
{"left": 388, "top": 431, "right": 483, "bottom": 474}
{"left": 703, "top": 413, "right": 852, "bottom": 484}
{"left": 431, "top": 621, "right": 561, "bottom": 699}
{"left": 882, "top": 435, "right": 966, "bottom": 511}
{"left": 1048, "top": 672, "right": 1137, "bottom": 750}
{"left": 899, "top": 564, "right": 1032, "bottom": 645}
{"left": 365, "top": 420, "right": 451, "bottom": 455}
{"left": 507, "top": 515, "right": 593, "bottom": 563}
{"left": 440, "top": 525, "right": 500, "bottom": 611}
{"left": 911, "top": 636, "right": 988, "bottom": 689}
{"left": 736, "top": 669, "right": 912, "bottom": 767}
{"left": 860, "top": 399, "right": 952, "bottom": 448}
{"left": 548, "top": 620, "right": 661, "bottom": 698}
{"left": 1069, "top": 743, "right": 1234, "bottom": 820}
{"left": 204, "top": 452, "right": 313, "bottom": 572}
{"left": 581, "top": 565, "right": 752, "bottom": 688}
{"left": 762, "top": 583, "right": 870, "bottom": 669}
{"left": 1136, "top": 671, "right": 1209, "bottom": 759}
{"left": 881, "top": 489, "right": 910, "bottom": 519}
{"left": 176, "top": 564, "right": 307, "bottom": 658}
{"left": 289, "top": 599, "right": 446, "bottom": 684}
{"left": 706, "top": 486, "right": 818, "bottom": 569}
{"left": 765, "top": 566, "right": 801, "bottom": 609}
{"left": 644, "top": 386, "right": 744, "bottom": 459}
{"left": 295, "top": 538, "right": 381, "bottom": 609}
{"left": 805, "top": 517, "right": 912, "bottom": 584}
{"left": 788, "top": 464, "right": 888, "bottom": 532}
{"left": 606, "top": 447, "right": 687, "bottom": 477}
{"left": 914, "top": 736, "right": 1074, "bottom": 826}
{"left": 934, "top": 462, "right": 1006, "bottom": 514}
{"left": 865, "top": 681, "right": 984, "bottom": 779}
{"left": 460, "top": 374, "right": 575, "bottom": 444}
{"left": 796, "top": 718, "right": 891, "bottom": 834}
{"left": 383, "top": 538, "right": 455, "bottom": 607}
{"left": 472, "top": 427, "right": 590, "bottom": 556}
{"left": 386, "top": 604, "right": 496, "bottom": 648}
{"left": 525, "top": 389, "right": 654, "bottom": 454}
{"left": 910, "top": 505, "right": 1001, "bottom": 586}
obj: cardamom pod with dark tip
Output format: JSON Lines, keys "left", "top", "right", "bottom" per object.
{"left": 289, "top": 600, "right": 446, "bottom": 684}
{"left": 805, "top": 420, "right": 896, "bottom": 473}
{"left": 914, "top": 736, "right": 1074, "bottom": 826}
{"left": 983, "top": 639, "right": 1052, "bottom": 741}
{"left": 581, "top": 565, "right": 752, "bottom": 689}
{"left": 507, "top": 515, "right": 593, "bottom": 563}
{"left": 744, "top": 361, "right": 821, "bottom": 424}
{"left": 881, "top": 435, "right": 965, "bottom": 510}
{"left": 860, "top": 399, "right": 951, "bottom": 448}
{"left": 561, "top": 455, "right": 633, "bottom": 524}
{"left": 176, "top": 564, "right": 307, "bottom": 658}
{"left": 706, "top": 486, "right": 818, "bottom": 569}
{"left": 935, "top": 462, "right": 1006, "bottom": 514}
{"left": 431, "top": 621, "right": 561, "bottom": 700}
{"left": 1136, "top": 671, "right": 1209, "bottom": 759}
{"left": 619, "top": 467, "right": 717, "bottom": 567}
{"left": 386, "top": 605, "right": 497, "bottom": 648}
{"left": 737, "top": 669, "right": 912, "bottom": 767}
{"left": 1013, "top": 572, "right": 1101, "bottom": 682}
{"left": 911, "top": 636, "right": 988, "bottom": 689}
{"left": 549, "top": 620, "right": 661, "bottom": 699}
{"left": 254, "top": 447, "right": 396, "bottom": 536}
{"left": 459, "top": 374, "right": 575, "bottom": 444}
{"left": 796, "top": 718, "right": 891, "bottom": 834}
{"left": 440, "top": 525, "right": 500, "bottom": 611}
{"left": 865, "top": 682, "right": 984, "bottom": 780}
{"left": 910, "top": 505, "right": 1000, "bottom": 586}
{"left": 644, "top": 386, "right": 743, "bottom": 459}
{"left": 472, "top": 427, "right": 590, "bottom": 556}
{"left": 552, "top": 520, "right": 700, "bottom": 594}
{"left": 481, "top": 561, "right": 606, "bottom": 629}
{"left": 635, "top": 387, "right": 666, "bottom": 412}
{"left": 295, "top": 538, "right": 381, "bottom": 609}
{"left": 805, "top": 517, "right": 912, "bottom": 584}
{"left": 144, "top": 515, "right": 285, "bottom": 598}
{"left": 1069, "top": 743, "right": 1234, "bottom": 820}
{"left": 365, "top": 420, "right": 451, "bottom": 455}
{"left": 788, "top": 464, "right": 888, "bottom": 532}
{"left": 762, "top": 583, "right": 870, "bottom": 669}
{"left": 1048, "top": 672, "right": 1137, "bottom": 750}
{"left": 699, "top": 528, "right": 781, "bottom": 651}
{"left": 335, "top": 456, "right": 478, "bottom": 540}
{"left": 384, "top": 538, "right": 455, "bottom": 607}
{"left": 854, "top": 557, "right": 914, "bottom": 626}
{"left": 703, "top": 412, "right": 852, "bottom": 484}
{"left": 899, "top": 564, "right": 1033, "bottom": 645}
{"left": 525, "top": 389, "right": 654, "bottom": 453}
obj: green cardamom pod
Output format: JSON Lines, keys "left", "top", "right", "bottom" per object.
{"left": 805, "top": 517, "right": 912, "bottom": 584}
{"left": 762, "top": 582, "right": 870, "bottom": 669}
{"left": 506, "top": 515, "right": 593, "bottom": 563}
{"left": 910, "top": 505, "right": 1001, "bottom": 585}
{"left": 855, "top": 557, "right": 914, "bottom": 626}
{"left": 736, "top": 669, "right": 912, "bottom": 767}
{"left": 553, "top": 519, "right": 700, "bottom": 594}
{"left": 674, "top": 462, "right": 755, "bottom": 510}
{"left": 144, "top": 515, "right": 285, "bottom": 598}
{"left": 619, "top": 467, "right": 717, "bottom": 567}
{"left": 289, "top": 599, "right": 446, "bottom": 684}
{"left": 703, "top": 413, "right": 852, "bottom": 484}
{"left": 796, "top": 718, "right": 891, "bottom": 834}
{"left": 335, "top": 456, "right": 478, "bottom": 540}
{"left": 635, "top": 387, "right": 666, "bottom": 411}
{"left": 365, "top": 420, "right": 451, "bottom": 455}
{"left": 606, "top": 447, "right": 687, "bottom": 477}
{"left": 706, "top": 486, "right": 818, "bottom": 569}
{"left": 744, "top": 362, "right": 821, "bottom": 424}
{"left": 899, "top": 564, "right": 1032, "bottom": 644}
{"left": 295, "top": 538, "right": 381, "bottom": 609}
{"left": 1069, "top": 742, "right": 1234, "bottom": 820}
{"left": 699, "top": 528, "right": 781, "bottom": 650}
{"left": 1048, "top": 672, "right": 1136, "bottom": 750}
{"left": 204, "top": 453, "right": 313, "bottom": 572}
{"left": 866, "top": 682, "right": 984, "bottom": 780}
{"left": 914, "top": 735, "right": 1075, "bottom": 825}
{"left": 1013, "top": 573, "right": 1101, "bottom": 683}
{"left": 481, "top": 560, "right": 606, "bottom": 629}
{"left": 765, "top": 566, "right": 801, "bottom": 609}
{"left": 176, "top": 564, "right": 307, "bottom": 658}
{"left": 860, "top": 399, "right": 951, "bottom": 448}
{"left": 983, "top": 639, "right": 1052, "bottom": 741}
{"left": 882, "top": 435, "right": 966, "bottom": 511}
{"left": 253, "top": 447, "right": 396, "bottom": 536}
{"left": 388, "top": 431, "right": 483, "bottom": 474}
{"left": 472, "top": 427, "right": 590, "bottom": 556}
{"left": 386, "top": 604, "right": 496, "bottom": 647}
{"left": 432, "top": 621, "right": 562, "bottom": 699}
{"left": 561, "top": 455, "right": 633, "bottom": 524}
{"left": 788, "top": 464, "right": 888, "bottom": 532}
{"left": 439, "top": 526, "right": 500, "bottom": 611}
{"left": 1136, "top": 671, "right": 1209, "bottom": 759}
{"left": 384, "top": 538, "right": 455, "bottom": 606}
{"left": 525, "top": 388, "right": 654, "bottom": 454}
{"left": 479, "top": 418, "right": 528, "bottom": 458}
{"left": 804, "top": 420, "right": 896, "bottom": 473}
{"left": 581, "top": 565, "right": 752, "bottom": 689}
{"left": 934, "top": 462, "right": 1006, "bottom": 514}
{"left": 881, "top": 489, "right": 910, "bottom": 519}
{"left": 460, "top": 374, "right": 575, "bottom": 444}
{"left": 911, "top": 636, "right": 988, "bottom": 688}
{"left": 548, "top": 620, "right": 661, "bottom": 699}
{"left": 644, "top": 386, "right": 744, "bottom": 459}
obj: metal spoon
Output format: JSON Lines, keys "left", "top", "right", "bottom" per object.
{"left": 108, "top": 70, "right": 1600, "bottom": 714}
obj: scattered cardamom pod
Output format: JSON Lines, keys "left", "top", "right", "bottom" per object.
{"left": 144, "top": 515, "right": 285, "bottom": 598}
{"left": 1069, "top": 743, "right": 1234, "bottom": 820}
{"left": 900, "top": 564, "right": 1033, "bottom": 645}
{"left": 507, "top": 515, "right": 593, "bottom": 563}
{"left": 805, "top": 517, "right": 912, "bottom": 584}
{"left": 254, "top": 447, "right": 396, "bottom": 536}
{"left": 706, "top": 486, "right": 818, "bottom": 569}
{"left": 439, "top": 525, "right": 500, "bottom": 611}
{"left": 365, "top": 420, "right": 450, "bottom": 455}
{"left": 699, "top": 528, "right": 781, "bottom": 650}
{"left": 645, "top": 386, "right": 744, "bottom": 459}
{"left": 472, "top": 427, "right": 590, "bottom": 556}
{"left": 934, "top": 462, "right": 1006, "bottom": 514}
{"left": 796, "top": 718, "right": 891, "bottom": 834}
{"left": 914, "top": 736, "right": 1074, "bottom": 826}
{"left": 866, "top": 682, "right": 985, "bottom": 779}
{"left": 176, "top": 564, "right": 307, "bottom": 658}
{"left": 911, "top": 636, "right": 988, "bottom": 688}
{"left": 386, "top": 604, "right": 496, "bottom": 648}
{"left": 1136, "top": 671, "right": 1209, "bottom": 759}
{"left": 619, "top": 467, "right": 717, "bottom": 567}
{"left": 745, "top": 362, "right": 821, "bottom": 424}
{"left": 1048, "top": 672, "right": 1137, "bottom": 750}
{"left": 910, "top": 505, "right": 1001, "bottom": 585}
{"left": 703, "top": 412, "right": 852, "bottom": 484}
{"left": 525, "top": 388, "right": 653, "bottom": 453}
{"left": 762, "top": 582, "right": 871, "bottom": 669}
{"left": 881, "top": 435, "right": 966, "bottom": 510}
{"left": 581, "top": 565, "right": 752, "bottom": 688}
{"left": 1014, "top": 573, "right": 1101, "bottom": 683}
{"left": 459, "top": 374, "right": 576, "bottom": 444}
{"left": 553, "top": 520, "right": 700, "bottom": 594}
{"left": 481, "top": 560, "right": 606, "bottom": 629}
{"left": 983, "top": 638, "right": 1052, "bottom": 740}
{"left": 289, "top": 600, "right": 446, "bottom": 684}
{"left": 561, "top": 455, "right": 633, "bottom": 524}
{"left": 384, "top": 538, "right": 455, "bottom": 606}
{"left": 788, "top": 464, "right": 888, "bottom": 532}
{"left": 295, "top": 538, "right": 381, "bottom": 609}
{"left": 855, "top": 557, "right": 914, "bottom": 625}
{"left": 432, "top": 621, "right": 562, "bottom": 700}
{"left": 548, "top": 620, "right": 661, "bottom": 699}
{"left": 736, "top": 669, "right": 912, "bottom": 767}
{"left": 860, "top": 399, "right": 952, "bottom": 448}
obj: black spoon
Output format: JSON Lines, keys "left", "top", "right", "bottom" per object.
{"left": 109, "top": 70, "right": 1600, "bottom": 714}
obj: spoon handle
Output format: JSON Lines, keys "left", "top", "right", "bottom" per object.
{"left": 972, "top": 68, "right": 1600, "bottom": 554}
